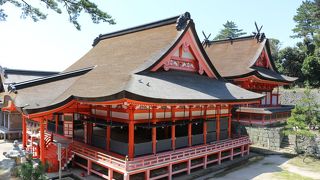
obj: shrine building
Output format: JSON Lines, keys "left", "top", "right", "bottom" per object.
{"left": 205, "top": 36, "right": 297, "bottom": 126}
{"left": 2, "top": 13, "right": 264, "bottom": 179}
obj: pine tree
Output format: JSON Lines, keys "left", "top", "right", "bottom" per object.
{"left": 214, "top": 21, "right": 247, "bottom": 40}
{"left": 284, "top": 89, "right": 319, "bottom": 152}
{"left": 0, "top": 0, "right": 115, "bottom": 30}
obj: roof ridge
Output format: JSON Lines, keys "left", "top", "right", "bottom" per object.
{"left": 208, "top": 35, "right": 257, "bottom": 45}
{"left": 3, "top": 68, "right": 59, "bottom": 76}
{"left": 92, "top": 13, "right": 191, "bottom": 46}
{"left": 8, "top": 66, "right": 94, "bottom": 92}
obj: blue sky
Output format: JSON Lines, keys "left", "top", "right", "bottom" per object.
{"left": 0, "top": 0, "right": 303, "bottom": 71}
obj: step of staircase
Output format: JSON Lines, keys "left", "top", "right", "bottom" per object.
{"left": 280, "top": 135, "right": 295, "bottom": 150}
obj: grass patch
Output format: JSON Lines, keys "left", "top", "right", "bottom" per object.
{"left": 272, "top": 170, "right": 313, "bottom": 180}
{"left": 288, "top": 156, "right": 320, "bottom": 172}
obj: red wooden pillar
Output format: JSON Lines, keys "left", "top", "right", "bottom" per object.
{"left": 87, "top": 160, "right": 92, "bottom": 175}
{"left": 188, "top": 106, "right": 192, "bottom": 146}
{"left": 203, "top": 105, "right": 207, "bottom": 144}
{"left": 262, "top": 115, "right": 265, "bottom": 125}
{"left": 145, "top": 170, "right": 150, "bottom": 180}
{"left": 168, "top": 164, "right": 173, "bottom": 180}
{"left": 237, "top": 113, "right": 240, "bottom": 122}
{"left": 277, "top": 86, "right": 280, "bottom": 105}
{"left": 216, "top": 105, "right": 221, "bottom": 141}
{"left": 40, "top": 118, "right": 45, "bottom": 164}
{"left": 128, "top": 105, "right": 135, "bottom": 160}
{"left": 106, "top": 105, "right": 111, "bottom": 152}
{"left": 108, "top": 169, "right": 113, "bottom": 180}
{"left": 171, "top": 106, "right": 176, "bottom": 150}
{"left": 87, "top": 122, "right": 93, "bottom": 145}
{"left": 22, "top": 116, "right": 27, "bottom": 149}
{"left": 55, "top": 114, "right": 58, "bottom": 134}
{"left": 228, "top": 105, "right": 232, "bottom": 138}
{"left": 152, "top": 106, "right": 157, "bottom": 154}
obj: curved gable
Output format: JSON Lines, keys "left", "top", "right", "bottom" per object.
{"left": 148, "top": 22, "right": 220, "bottom": 79}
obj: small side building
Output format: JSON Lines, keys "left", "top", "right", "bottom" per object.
{"left": 205, "top": 36, "right": 297, "bottom": 126}
{"left": 0, "top": 67, "right": 58, "bottom": 140}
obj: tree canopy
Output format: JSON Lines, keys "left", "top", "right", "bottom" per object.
{"left": 214, "top": 20, "right": 247, "bottom": 40}
{"left": 275, "top": 0, "right": 320, "bottom": 87}
{"left": 0, "top": 0, "right": 115, "bottom": 30}
{"left": 284, "top": 89, "right": 319, "bottom": 152}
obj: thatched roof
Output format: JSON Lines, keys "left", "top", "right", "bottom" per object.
{"left": 205, "top": 36, "right": 297, "bottom": 83}
{"left": 8, "top": 13, "right": 263, "bottom": 114}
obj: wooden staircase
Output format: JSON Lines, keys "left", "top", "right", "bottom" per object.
{"left": 43, "top": 133, "right": 74, "bottom": 172}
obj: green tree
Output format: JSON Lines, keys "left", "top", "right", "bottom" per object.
{"left": 302, "top": 53, "right": 320, "bottom": 87}
{"left": 214, "top": 21, "right": 247, "bottom": 40}
{"left": 0, "top": 0, "right": 115, "bottom": 30}
{"left": 278, "top": 47, "right": 305, "bottom": 81}
{"left": 18, "top": 159, "right": 47, "bottom": 180}
{"left": 292, "top": 0, "right": 320, "bottom": 57}
{"left": 268, "top": 38, "right": 282, "bottom": 70}
{"left": 292, "top": 0, "right": 319, "bottom": 39}
{"left": 284, "top": 89, "right": 319, "bottom": 152}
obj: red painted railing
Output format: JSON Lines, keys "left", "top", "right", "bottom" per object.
{"left": 70, "top": 136, "right": 250, "bottom": 172}
{"left": 127, "top": 136, "right": 250, "bottom": 171}
{"left": 71, "top": 142, "right": 127, "bottom": 170}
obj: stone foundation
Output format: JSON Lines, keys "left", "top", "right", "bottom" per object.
{"left": 245, "top": 126, "right": 284, "bottom": 150}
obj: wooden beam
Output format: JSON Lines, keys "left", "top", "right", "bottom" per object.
{"left": 60, "top": 108, "right": 91, "bottom": 114}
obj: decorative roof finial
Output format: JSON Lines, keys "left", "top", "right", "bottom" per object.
{"left": 176, "top": 12, "right": 191, "bottom": 31}
{"left": 252, "top": 22, "right": 265, "bottom": 42}
{"left": 202, "top": 31, "right": 212, "bottom": 48}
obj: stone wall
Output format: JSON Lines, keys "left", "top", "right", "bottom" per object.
{"left": 245, "top": 126, "right": 284, "bottom": 150}
{"left": 287, "top": 134, "right": 320, "bottom": 154}
{"left": 280, "top": 88, "right": 320, "bottom": 105}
